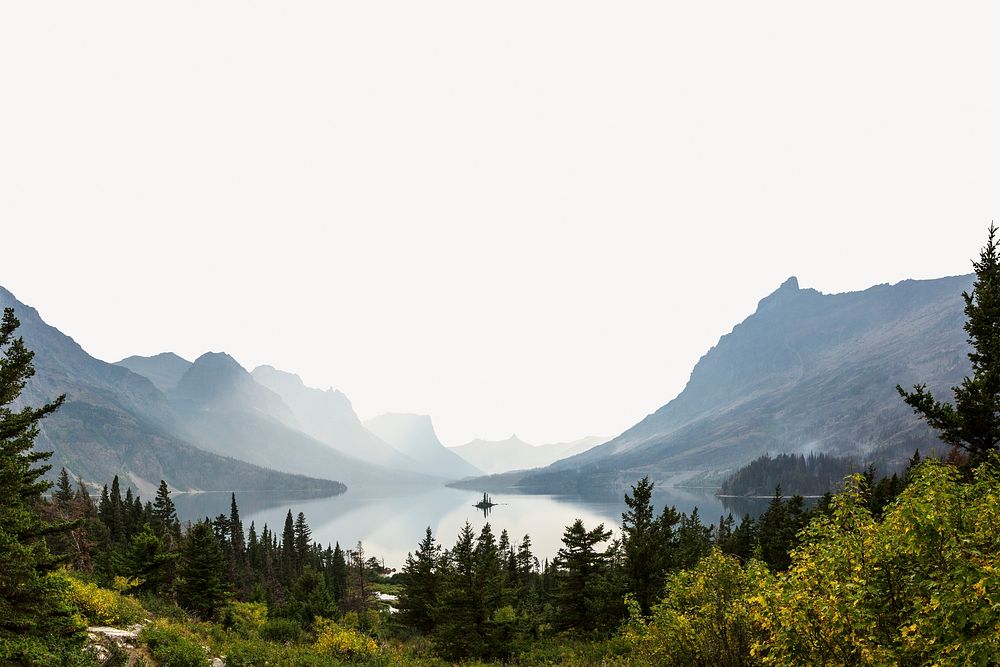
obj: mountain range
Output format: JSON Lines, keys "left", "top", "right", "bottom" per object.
{"left": 0, "top": 286, "right": 343, "bottom": 497}
{"left": 463, "top": 275, "right": 973, "bottom": 494}
{"left": 448, "top": 435, "right": 605, "bottom": 474}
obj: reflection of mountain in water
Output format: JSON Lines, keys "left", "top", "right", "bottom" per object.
{"left": 172, "top": 486, "right": 784, "bottom": 570}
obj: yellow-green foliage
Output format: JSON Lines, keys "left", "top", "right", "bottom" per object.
{"left": 140, "top": 619, "right": 211, "bottom": 667}
{"left": 57, "top": 572, "right": 146, "bottom": 627}
{"left": 313, "top": 616, "right": 380, "bottom": 659}
{"left": 760, "top": 458, "right": 1000, "bottom": 666}
{"left": 220, "top": 601, "right": 268, "bottom": 638}
{"left": 624, "top": 549, "right": 773, "bottom": 666}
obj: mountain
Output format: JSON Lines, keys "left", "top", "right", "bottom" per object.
{"left": 114, "top": 352, "right": 191, "bottom": 393}
{"left": 166, "top": 354, "right": 427, "bottom": 487}
{"left": 0, "top": 286, "right": 344, "bottom": 496}
{"left": 365, "top": 413, "right": 483, "bottom": 479}
{"left": 450, "top": 435, "right": 606, "bottom": 474}
{"left": 512, "top": 275, "right": 973, "bottom": 494}
{"left": 250, "top": 365, "right": 418, "bottom": 470}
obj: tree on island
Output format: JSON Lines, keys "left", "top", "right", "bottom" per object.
{"left": 898, "top": 223, "right": 1000, "bottom": 466}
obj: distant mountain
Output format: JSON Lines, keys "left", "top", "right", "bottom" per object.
{"left": 365, "top": 413, "right": 483, "bottom": 479}
{"left": 0, "top": 286, "right": 344, "bottom": 497}
{"left": 171, "top": 353, "right": 298, "bottom": 427}
{"left": 512, "top": 275, "right": 973, "bottom": 494}
{"left": 166, "top": 355, "right": 426, "bottom": 487}
{"left": 450, "top": 435, "right": 606, "bottom": 474}
{"left": 114, "top": 352, "right": 191, "bottom": 393}
{"left": 250, "top": 365, "right": 419, "bottom": 471}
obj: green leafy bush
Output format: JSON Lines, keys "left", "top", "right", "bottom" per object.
{"left": 140, "top": 620, "right": 210, "bottom": 667}
{"left": 260, "top": 617, "right": 304, "bottom": 644}
{"left": 58, "top": 572, "right": 146, "bottom": 627}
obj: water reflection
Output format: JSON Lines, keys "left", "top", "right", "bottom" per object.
{"left": 172, "top": 486, "right": 773, "bottom": 570}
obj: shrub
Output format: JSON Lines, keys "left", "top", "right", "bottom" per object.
{"left": 260, "top": 617, "right": 304, "bottom": 644}
{"left": 313, "top": 617, "right": 380, "bottom": 659}
{"left": 219, "top": 601, "right": 268, "bottom": 638}
{"left": 59, "top": 573, "right": 146, "bottom": 627}
{"left": 623, "top": 549, "right": 772, "bottom": 666}
{"left": 140, "top": 620, "right": 210, "bottom": 667}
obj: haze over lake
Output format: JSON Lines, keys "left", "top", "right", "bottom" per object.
{"left": 172, "top": 486, "right": 762, "bottom": 570}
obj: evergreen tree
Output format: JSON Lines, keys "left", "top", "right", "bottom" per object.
{"left": 280, "top": 510, "right": 295, "bottom": 584}
{"left": 398, "top": 527, "right": 441, "bottom": 633}
{"left": 293, "top": 511, "right": 311, "bottom": 571}
{"left": 108, "top": 475, "right": 124, "bottom": 542}
{"left": 434, "top": 523, "right": 484, "bottom": 659}
{"left": 177, "top": 520, "right": 226, "bottom": 619}
{"left": 122, "top": 525, "right": 177, "bottom": 594}
{"left": 151, "top": 480, "right": 179, "bottom": 548}
{"left": 621, "top": 476, "right": 670, "bottom": 615}
{"left": 53, "top": 467, "right": 74, "bottom": 505}
{"left": 330, "top": 542, "right": 347, "bottom": 602}
{"left": 552, "top": 519, "right": 612, "bottom": 630}
{"left": 898, "top": 223, "right": 1000, "bottom": 466}
{"left": 229, "top": 493, "right": 245, "bottom": 561}
{"left": 0, "top": 307, "right": 82, "bottom": 663}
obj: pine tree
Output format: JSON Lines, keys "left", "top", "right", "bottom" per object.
{"left": 229, "top": 493, "right": 245, "bottom": 561}
{"left": 434, "top": 522, "right": 484, "bottom": 659}
{"left": 621, "top": 476, "right": 671, "bottom": 615}
{"left": 53, "top": 467, "right": 74, "bottom": 505}
{"left": 293, "top": 511, "right": 311, "bottom": 571}
{"left": 330, "top": 542, "right": 347, "bottom": 602}
{"left": 398, "top": 527, "right": 441, "bottom": 633}
{"left": 0, "top": 306, "right": 82, "bottom": 662}
{"left": 898, "top": 223, "right": 1000, "bottom": 466}
{"left": 108, "top": 475, "right": 124, "bottom": 542}
{"left": 280, "top": 510, "right": 295, "bottom": 585}
{"left": 177, "top": 520, "right": 226, "bottom": 619}
{"left": 151, "top": 480, "right": 179, "bottom": 549}
{"left": 552, "top": 519, "right": 612, "bottom": 630}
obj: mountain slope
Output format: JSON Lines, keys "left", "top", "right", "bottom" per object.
{"left": 114, "top": 352, "right": 191, "bottom": 393}
{"left": 250, "top": 365, "right": 417, "bottom": 471}
{"left": 168, "top": 356, "right": 431, "bottom": 486}
{"left": 365, "top": 413, "right": 483, "bottom": 479}
{"left": 516, "top": 275, "right": 973, "bottom": 493}
{"left": 0, "top": 286, "right": 344, "bottom": 496}
{"left": 450, "top": 435, "right": 606, "bottom": 474}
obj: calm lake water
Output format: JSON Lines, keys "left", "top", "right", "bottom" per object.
{"left": 172, "top": 485, "right": 768, "bottom": 570}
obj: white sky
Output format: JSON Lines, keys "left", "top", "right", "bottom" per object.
{"left": 1, "top": 2, "right": 996, "bottom": 446}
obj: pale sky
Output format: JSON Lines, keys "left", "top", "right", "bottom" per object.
{"left": 1, "top": 2, "right": 996, "bottom": 447}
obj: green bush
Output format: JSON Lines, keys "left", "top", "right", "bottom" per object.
{"left": 219, "top": 601, "right": 268, "bottom": 638}
{"left": 57, "top": 572, "right": 146, "bottom": 627}
{"left": 260, "top": 617, "right": 304, "bottom": 644}
{"left": 223, "top": 638, "right": 280, "bottom": 667}
{"left": 140, "top": 621, "right": 210, "bottom": 667}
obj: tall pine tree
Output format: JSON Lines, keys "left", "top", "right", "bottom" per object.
{"left": 0, "top": 307, "right": 82, "bottom": 663}
{"left": 898, "top": 223, "right": 1000, "bottom": 465}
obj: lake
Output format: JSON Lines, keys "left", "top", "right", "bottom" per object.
{"left": 172, "top": 485, "right": 769, "bottom": 570}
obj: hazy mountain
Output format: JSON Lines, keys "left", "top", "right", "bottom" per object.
{"left": 365, "top": 413, "right": 483, "bottom": 479}
{"left": 166, "top": 354, "right": 426, "bottom": 487}
{"left": 0, "top": 286, "right": 344, "bottom": 496}
{"left": 170, "top": 353, "right": 298, "bottom": 427}
{"left": 114, "top": 352, "right": 191, "bottom": 393}
{"left": 450, "top": 435, "right": 606, "bottom": 474}
{"left": 250, "top": 365, "right": 418, "bottom": 470}
{"left": 511, "top": 275, "right": 973, "bottom": 493}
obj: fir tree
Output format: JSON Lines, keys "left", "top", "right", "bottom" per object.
{"left": 552, "top": 519, "right": 612, "bottom": 630}
{"left": 293, "top": 511, "right": 311, "bottom": 571}
{"left": 177, "top": 520, "right": 226, "bottom": 619}
{"left": 0, "top": 306, "right": 82, "bottom": 663}
{"left": 151, "top": 480, "right": 179, "bottom": 548}
{"left": 621, "top": 476, "right": 670, "bottom": 615}
{"left": 898, "top": 223, "right": 1000, "bottom": 466}
{"left": 399, "top": 527, "right": 441, "bottom": 633}
{"left": 53, "top": 467, "right": 74, "bottom": 505}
